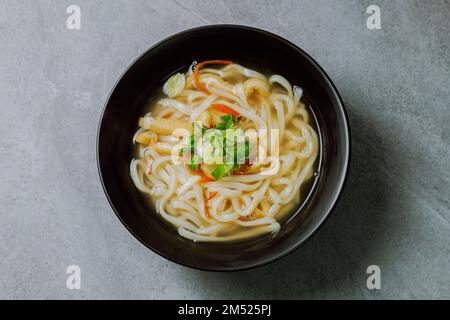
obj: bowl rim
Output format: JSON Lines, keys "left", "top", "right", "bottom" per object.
{"left": 96, "top": 24, "right": 351, "bottom": 272}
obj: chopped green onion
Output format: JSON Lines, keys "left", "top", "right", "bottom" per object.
{"left": 212, "top": 164, "right": 227, "bottom": 179}
{"left": 188, "top": 154, "right": 202, "bottom": 170}
{"left": 211, "top": 163, "right": 234, "bottom": 179}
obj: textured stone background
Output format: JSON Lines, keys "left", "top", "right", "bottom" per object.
{"left": 0, "top": 0, "right": 449, "bottom": 299}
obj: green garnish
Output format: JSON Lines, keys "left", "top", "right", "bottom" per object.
{"left": 183, "top": 115, "right": 249, "bottom": 179}
{"left": 211, "top": 164, "right": 227, "bottom": 179}
{"left": 214, "top": 114, "right": 241, "bottom": 130}
{"left": 187, "top": 154, "right": 202, "bottom": 171}
{"left": 211, "top": 163, "right": 234, "bottom": 180}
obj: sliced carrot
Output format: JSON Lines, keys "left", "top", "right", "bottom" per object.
{"left": 199, "top": 59, "right": 233, "bottom": 66}
{"left": 196, "top": 169, "right": 215, "bottom": 183}
{"left": 194, "top": 60, "right": 233, "bottom": 93}
{"left": 204, "top": 192, "right": 218, "bottom": 219}
{"left": 206, "top": 191, "right": 218, "bottom": 202}
{"left": 200, "top": 175, "right": 215, "bottom": 183}
{"left": 211, "top": 104, "right": 240, "bottom": 118}
{"left": 204, "top": 204, "right": 211, "bottom": 219}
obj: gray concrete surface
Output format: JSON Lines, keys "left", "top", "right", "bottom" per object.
{"left": 0, "top": 0, "right": 449, "bottom": 299}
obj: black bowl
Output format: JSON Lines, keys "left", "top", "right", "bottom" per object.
{"left": 97, "top": 25, "right": 350, "bottom": 271}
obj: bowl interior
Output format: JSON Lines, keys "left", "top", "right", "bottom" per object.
{"left": 97, "top": 25, "right": 349, "bottom": 271}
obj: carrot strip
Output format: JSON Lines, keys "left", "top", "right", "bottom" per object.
{"left": 194, "top": 60, "right": 233, "bottom": 93}
{"left": 211, "top": 104, "right": 240, "bottom": 118}
{"left": 204, "top": 192, "right": 218, "bottom": 219}
{"left": 200, "top": 176, "right": 215, "bottom": 183}
{"left": 204, "top": 204, "right": 211, "bottom": 219}
{"left": 196, "top": 169, "right": 215, "bottom": 183}
{"left": 207, "top": 191, "right": 218, "bottom": 202}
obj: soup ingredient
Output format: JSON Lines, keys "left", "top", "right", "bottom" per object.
{"left": 206, "top": 191, "right": 218, "bottom": 202}
{"left": 243, "top": 78, "right": 270, "bottom": 98}
{"left": 135, "top": 131, "right": 158, "bottom": 145}
{"left": 194, "top": 60, "right": 233, "bottom": 93}
{"left": 163, "top": 73, "right": 185, "bottom": 98}
{"left": 213, "top": 114, "right": 241, "bottom": 130}
{"left": 199, "top": 111, "right": 212, "bottom": 128}
{"left": 139, "top": 117, "right": 192, "bottom": 135}
{"left": 188, "top": 168, "right": 215, "bottom": 183}
{"left": 180, "top": 115, "right": 250, "bottom": 181}
{"left": 211, "top": 104, "right": 240, "bottom": 118}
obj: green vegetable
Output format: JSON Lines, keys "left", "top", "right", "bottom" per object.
{"left": 183, "top": 114, "right": 247, "bottom": 179}
{"left": 188, "top": 154, "right": 202, "bottom": 170}
{"left": 244, "top": 141, "right": 250, "bottom": 159}
{"left": 211, "top": 163, "right": 234, "bottom": 179}
{"left": 214, "top": 114, "right": 240, "bottom": 130}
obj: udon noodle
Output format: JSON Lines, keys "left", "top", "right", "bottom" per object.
{"left": 130, "top": 60, "right": 319, "bottom": 242}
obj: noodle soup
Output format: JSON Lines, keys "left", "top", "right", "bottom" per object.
{"left": 130, "top": 60, "right": 319, "bottom": 242}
